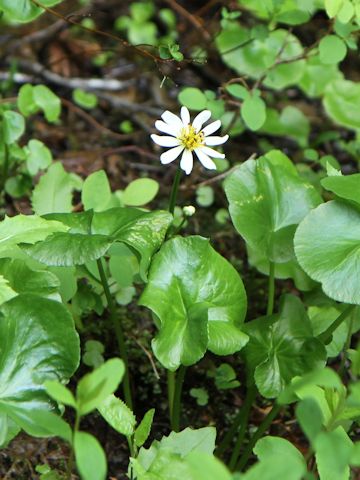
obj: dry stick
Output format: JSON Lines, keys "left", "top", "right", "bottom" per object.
{"left": 164, "top": 0, "right": 211, "bottom": 41}
{"left": 129, "top": 334, "right": 160, "bottom": 380}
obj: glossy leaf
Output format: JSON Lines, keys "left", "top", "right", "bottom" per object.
{"left": 140, "top": 236, "right": 248, "bottom": 370}
{"left": 0, "top": 215, "right": 67, "bottom": 257}
{"left": 243, "top": 295, "right": 326, "bottom": 398}
{"left": 74, "top": 431, "right": 107, "bottom": 480}
{"left": 224, "top": 150, "right": 321, "bottom": 263}
{"left": 321, "top": 172, "right": 360, "bottom": 207}
{"left": 98, "top": 394, "right": 135, "bottom": 437}
{"left": 0, "top": 294, "right": 79, "bottom": 433}
{"left": 294, "top": 200, "right": 360, "bottom": 304}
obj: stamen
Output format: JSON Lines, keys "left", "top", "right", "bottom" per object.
{"left": 178, "top": 125, "right": 205, "bottom": 151}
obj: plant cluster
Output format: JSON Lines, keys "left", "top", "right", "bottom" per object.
{"left": 0, "top": 0, "right": 360, "bottom": 479}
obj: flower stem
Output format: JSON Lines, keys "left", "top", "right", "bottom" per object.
{"left": 171, "top": 365, "right": 186, "bottom": 432}
{"left": 318, "top": 304, "right": 355, "bottom": 344}
{"left": 266, "top": 261, "right": 275, "bottom": 316}
{"left": 96, "top": 258, "right": 133, "bottom": 410}
{"left": 235, "top": 403, "right": 281, "bottom": 472}
{"left": 216, "top": 385, "right": 256, "bottom": 464}
{"left": 167, "top": 370, "right": 175, "bottom": 421}
{"left": 168, "top": 165, "right": 182, "bottom": 214}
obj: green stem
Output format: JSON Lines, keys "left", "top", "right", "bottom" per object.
{"left": 167, "top": 370, "right": 175, "bottom": 422}
{"left": 235, "top": 403, "right": 281, "bottom": 472}
{"left": 97, "top": 258, "right": 133, "bottom": 410}
{"left": 67, "top": 413, "right": 81, "bottom": 479}
{"left": 318, "top": 305, "right": 355, "bottom": 345}
{"left": 338, "top": 314, "right": 354, "bottom": 378}
{"left": 266, "top": 261, "right": 275, "bottom": 316}
{"left": 171, "top": 366, "right": 186, "bottom": 432}
{"left": 225, "top": 385, "right": 257, "bottom": 469}
{"left": 1, "top": 142, "right": 9, "bottom": 198}
{"left": 168, "top": 165, "right": 182, "bottom": 214}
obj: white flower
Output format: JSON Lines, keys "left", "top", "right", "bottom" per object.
{"left": 151, "top": 107, "right": 229, "bottom": 175}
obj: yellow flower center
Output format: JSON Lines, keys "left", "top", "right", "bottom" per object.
{"left": 178, "top": 125, "right": 204, "bottom": 151}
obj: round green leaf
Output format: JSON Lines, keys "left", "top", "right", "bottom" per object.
{"left": 32, "top": 85, "right": 61, "bottom": 123}
{"left": 72, "top": 88, "right": 98, "bottom": 109}
{"left": 82, "top": 170, "right": 112, "bottom": 212}
{"left": 321, "top": 173, "right": 360, "bottom": 206}
{"left": 323, "top": 79, "right": 360, "bottom": 130}
{"left": 2, "top": 111, "right": 25, "bottom": 145}
{"left": 74, "top": 431, "right": 106, "bottom": 480}
{"left": 241, "top": 95, "right": 266, "bottom": 131}
{"left": 319, "top": 35, "right": 347, "bottom": 64}
{"left": 243, "top": 295, "right": 326, "bottom": 398}
{"left": 139, "top": 236, "right": 248, "bottom": 371}
{"left": 25, "top": 139, "right": 52, "bottom": 176}
{"left": 224, "top": 150, "right": 321, "bottom": 263}
{"left": 0, "top": 294, "right": 79, "bottom": 424}
{"left": 178, "top": 88, "right": 207, "bottom": 111}
{"left": 123, "top": 178, "right": 159, "bottom": 206}
{"left": 294, "top": 200, "right": 360, "bottom": 304}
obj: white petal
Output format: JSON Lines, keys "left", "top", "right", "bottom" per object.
{"left": 192, "top": 110, "right": 211, "bottom": 132}
{"left": 202, "top": 120, "right": 221, "bottom": 136}
{"left": 155, "top": 120, "right": 178, "bottom": 136}
{"left": 195, "top": 148, "right": 217, "bottom": 170}
{"left": 180, "top": 149, "right": 193, "bottom": 175}
{"left": 151, "top": 134, "right": 181, "bottom": 147}
{"left": 161, "top": 110, "right": 184, "bottom": 133}
{"left": 180, "top": 106, "right": 190, "bottom": 126}
{"left": 160, "top": 145, "right": 184, "bottom": 164}
{"left": 204, "top": 135, "right": 229, "bottom": 146}
{"left": 200, "top": 146, "right": 225, "bottom": 159}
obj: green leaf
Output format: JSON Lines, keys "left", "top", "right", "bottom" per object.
{"left": 72, "top": 88, "right": 98, "bottom": 109}
{"left": 216, "top": 26, "right": 305, "bottom": 90}
{"left": 0, "top": 275, "right": 16, "bottom": 304}
{"left": 45, "top": 381, "right": 76, "bottom": 408}
{"left": 135, "top": 408, "right": 155, "bottom": 447}
{"left": 185, "top": 451, "right": 233, "bottom": 480}
{"left": 0, "top": 295, "right": 79, "bottom": 433}
{"left": 299, "top": 55, "right": 342, "bottom": 98}
{"left": 323, "top": 79, "right": 360, "bottom": 130}
{"left": 0, "top": 0, "right": 63, "bottom": 22}
{"left": 319, "top": 35, "right": 347, "bottom": 64}
{"left": 190, "top": 388, "right": 209, "bottom": 406}
{"left": 25, "top": 139, "right": 52, "bottom": 176}
{"left": 18, "top": 84, "right": 38, "bottom": 116}
{"left": 82, "top": 170, "right": 112, "bottom": 212}
{"left": 294, "top": 200, "right": 360, "bottom": 304}
{"left": 32, "top": 162, "right": 82, "bottom": 215}
{"left": 33, "top": 85, "right": 61, "bottom": 123}
{"left": 296, "top": 398, "right": 324, "bottom": 443}
{"left": 321, "top": 172, "right": 360, "bottom": 207}
{"left": 76, "top": 358, "right": 124, "bottom": 415}
{"left": 74, "top": 431, "right": 107, "bottom": 480}
{"left": 224, "top": 150, "right": 321, "bottom": 263}
{"left": 214, "top": 363, "right": 240, "bottom": 390}
{"left": 243, "top": 295, "right": 326, "bottom": 398}
{"left": 98, "top": 394, "right": 135, "bottom": 437}
{"left": 325, "top": 0, "right": 344, "bottom": 17}
{"left": 260, "top": 106, "right": 310, "bottom": 147}
{"left": 123, "top": 178, "right": 159, "bottom": 206}
{"left": 178, "top": 88, "right": 207, "bottom": 111}
{"left": 240, "top": 436, "right": 307, "bottom": 480}
{"left": 2, "top": 111, "right": 25, "bottom": 144}
{"left": 241, "top": 95, "right": 266, "bottom": 131}
{"left": 0, "top": 214, "right": 67, "bottom": 257}
{"left": 314, "top": 427, "right": 353, "bottom": 480}
{"left": 196, "top": 186, "right": 214, "bottom": 207}
{"left": 139, "top": 236, "right": 248, "bottom": 370}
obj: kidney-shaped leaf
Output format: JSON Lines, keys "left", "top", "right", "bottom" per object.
{"left": 224, "top": 150, "right": 321, "bottom": 263}
{"left": 323, "top": 79, "right": 360, "bottom": 130}
{"left": 294, "top": 200, "right": 360, "bottom": 304}
{"left": 243, "top": 295, "right": 326, "bottom": 398}
{"left": 0, "top": 294, "right": 79, "bottom": 431}
{"left": 139, "top": 236, "right": 248, "bottom": 371}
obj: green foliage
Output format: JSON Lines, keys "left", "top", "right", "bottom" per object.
{"left": 72, "top": 89, "right": 98, "bottom": 110}
{"left": 140, "top": 236, "right": 248, "bottom": 370}
{"left": 18, "top": 84, "right": 61, "bottom": 123}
